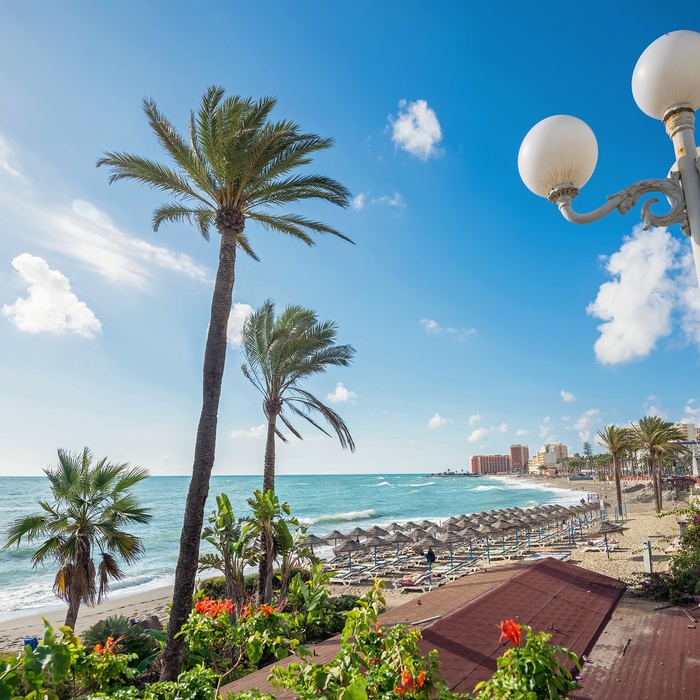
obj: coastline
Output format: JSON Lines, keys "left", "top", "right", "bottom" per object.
{"left": 0, "top": 474, "right": 684, "bottom": 653}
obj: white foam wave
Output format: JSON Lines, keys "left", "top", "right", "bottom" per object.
{"left": 370, "top": 481, "right": 392, "bottom": 487}
{"left": 298, "top": 508, "right": 382, "bottom": 526}
{"left": 472, "top": 485, "right": 501, "bottom": 492}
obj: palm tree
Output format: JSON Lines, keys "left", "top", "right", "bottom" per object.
{"left": 631, "top": 417, "right": 687, "bottom": 512}
{"left": 241, "top": 300, "right": 355, "bottom": 493}
{"left": 241, "top": 300, "right": 355, "bottom": 601}
{"left": 3, "top": 448, "right": 151, "bottom": 631}
{"left": 98, "top": 87, "right": 351, "bottom": 679}
{"left": 596, "top": 425, "right": 634, "bottom": 518}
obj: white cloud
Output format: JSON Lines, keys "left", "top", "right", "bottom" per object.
{"left": 494, "top": 422, "right": 508, "bottom": 433}
{"left": 352, "top": 192, "right": 405, "bottom": 210}
{"left": 389, "top": 99, "right": 443, "bottom": 160}
{"left": 587, "top": 226, "right": 700, "bottom": 364}
{"left": 231, "top": 425, "right": 266, "bottom": 439}
{"left": 572, "top": 408, "right": 601, "bottom": 444}
{"left": 539, "top": 416, "right": 552, "bottom": 439}
{"left": 468, "top": 428, "right": 489, "bottom": 443}
{"left": 419, "top": 318, "right": 476, "bottom": 340}
{"left": 428, "top": 412, "right": 453, "bottom": 429}
{"left": 0, "top": 134, "right": 22, "bottom": 179}
{"left": 560, "top": 390, "right": 576, "bottom": 403}
{"left": 468, "top": 414, "right": 482, "bottom": 426}
{"left": 682, "top": 399, "right": 700, "bottom": 422}
{"left": 515, "top": 429, "right": 529, "bottom": 437}
{"left": 327, "top": 382, "right": 358, "bottom": 404}
{"left": 227, "top": 302, "right": 254, "bottom": 348}
{"left": 643, "top": 396, "right": 667, "bottom": 419}
{"left": 2, "top": 254, "right": 102, "bottom": 338}
{"left": 352, "top": 193, "right": 366, "bottom": 210}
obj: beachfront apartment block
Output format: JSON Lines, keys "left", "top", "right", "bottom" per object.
{"left": 509, "top": 444, "right": 530, "bottom": 472}
{"left": 470, "top": 454, "right": 512, "bottom": 475}
{"left": 675, "top": 422, "right": 698, "bottom": 440}
{"left": 527, "top": 443, "right": 569, "bottom": 474}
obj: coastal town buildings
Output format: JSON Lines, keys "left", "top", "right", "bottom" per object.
{"left": 675, "top": 422, "right": 697, "bottom": 440}
{"left": 527, "top": 443, "right": 569, "bottom": 474}
{"left": 509, "top": 444, "right": 530, "bottom": 473}
{"left": 470, "top": 454, "right": 511, "bottom": 475}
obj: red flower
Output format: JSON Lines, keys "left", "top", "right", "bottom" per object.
{"left": 258, "top": 604, "right": 275, "bottom": 617}
{"left": 416, "top": 670, "right": 427, "bottom": 687}
{"left": 498, "top": 619, "right": 522, "bottom": 647}
{"left": 194, "top": 597, "right": 234, "bottom": 618}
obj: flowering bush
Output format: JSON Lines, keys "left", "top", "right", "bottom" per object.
{"left": 261, "top": 581, "right": 461, "bottom": 700}
{"left": 471, "top": 619, "right": 579, "bottom": 699}
{"left": 194, "top": 597, "right": 235, "bottom": 618}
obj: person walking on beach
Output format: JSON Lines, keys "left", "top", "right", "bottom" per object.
{"left": 426, "top": 547, "right": 437, "bottom": 566}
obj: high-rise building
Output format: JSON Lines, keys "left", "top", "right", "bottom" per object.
{"left": 510, "top": 444, "right": 530, "bottom": 472}
{"left": 470, "top": 454, "right": 512, "bottom": 475}
{"left": 675, "top": 423, "right": 697, "bottom": 441}
{"left": 528, "top": 443, "right": 569, "bottom": 473}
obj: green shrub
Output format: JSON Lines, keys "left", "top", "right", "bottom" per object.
{"left": 83, "top": 616, "right": 156, "bottom": 664}
{"left": 198, "top": 576, "right": 228, "bottom": 599}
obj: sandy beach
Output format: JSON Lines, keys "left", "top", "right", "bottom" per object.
{"left": 0, "top": 475, "right": 686, "bottom": 653}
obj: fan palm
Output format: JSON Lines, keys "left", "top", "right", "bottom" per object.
{"left": 241, "top": 300, "right": 355, "bottom": 601}
{"left": 98, "top": 87, "right": 351, "bottom": 679}
{"left": 631, "top": 417, "right": 687, "bottom": 512}
{"left": 3, "top": 448, "right": 151, "bottom": 631}
{"left": 596, "top": 425, "right": 634, "bottom": 518}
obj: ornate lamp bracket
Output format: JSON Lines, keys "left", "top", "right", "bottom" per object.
{"left": 549, "top": 172, "right": 690, "bottom": 235}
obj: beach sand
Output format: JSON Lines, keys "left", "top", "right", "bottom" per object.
{"left": 0, "top": 476, "right": 686, "bottom": 653}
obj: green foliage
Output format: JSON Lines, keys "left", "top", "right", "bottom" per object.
{"left": 472, "top": 625, "right": 579, "bottom": 699}
{"left": 199, "top": 493, "right": 257, "bottom": 613}
{"left": 636, "top": 501, "right": 700, "bottom": 604}
{"left": 198, "top": 576, "right": 228, "bottom": 599}
{"left": 83, "top": 616, "right": 156, "bottom": 663}
{"left": 86, "top": 666, "right": 217, "bottom": 700}
{"left": 264, "top": 581, "right": 461, "bottom": 700}
{"left": 3, "top": 448, "right": 152, "bottom": 628}
{"left": 78, "top": 649, "right": 137, "bottom": 690}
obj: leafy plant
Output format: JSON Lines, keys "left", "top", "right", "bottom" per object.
{"left": 265, "top": 581, "right": 461, "bottom": 699}
{"left": 83, "top": 615, "right": 156, "bottom": 664}
{"left": 472, "top": 619, "right": 579, "bottom": 699}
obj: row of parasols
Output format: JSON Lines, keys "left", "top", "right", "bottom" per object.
{"left": 302, "top": 502, "right": 621, "bottom": 569}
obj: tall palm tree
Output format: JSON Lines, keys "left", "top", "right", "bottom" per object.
{"left": 98, "top": 87, "right": 351, "bottom": 679}
{"left": 596, "top": 425, "right": 634, "bottom": 518}
{"left": 241, "top": 300, "right": 355, "bottom": 601}
{"left": 631, "top": 417, "right": 687, "bottom": 512}
{"left": 3, "top": 448, "right": 151, "bottom": 631}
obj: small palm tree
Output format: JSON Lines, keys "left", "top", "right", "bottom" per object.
{"left": 241, "top": 300, "right": 356, "bottom": 494}
{"left": 631, "top": 417, "right": 687, "bottom": 512}
{"left": 241, "top": 300, "right": 355, "bottom": 601}
{"left": 4, "top": 448, "right": 151, "bottom": 630}
{"left": 198, "top": 493, "right": 256, "bottom": 617}
{"left": 98, "top": 87, "right": 351, "bottom": 680}
{"left": 596, "top": 425, "right": 634, "bottom": 518}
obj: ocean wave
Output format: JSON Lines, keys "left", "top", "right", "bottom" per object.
{"left": 403, "top": 482, "right": 433, "bottom": 487}
{"left": 298, "top": 509, "right": 382, "bottom": 526}
{"left": 472, "top": 485, "right": 502, "bottom": 492}
{"left": 369, "top": 481, "right": 392, "bottom": 487}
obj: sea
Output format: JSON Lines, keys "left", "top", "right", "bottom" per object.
{"left": 0, "top": 473, "right": 582, "bottom": 621}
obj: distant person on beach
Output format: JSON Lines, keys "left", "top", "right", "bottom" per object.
{"left": 426, "top": 547, "right": 436, "bottom": 565}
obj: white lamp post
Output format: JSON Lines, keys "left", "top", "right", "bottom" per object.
{"left": 518, "top": 30, "right": 700, "bottom": 289}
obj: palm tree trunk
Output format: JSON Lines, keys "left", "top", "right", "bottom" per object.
{"left": 160, "top": 225, "right": 239, "bottom": 681}
{"left": 64, "top": 593, "right": 80, "bottom": 632}
{"left": 655, "top": 455, "right": 664, "bottom": 512}
{"left": 614, "top": 457, "right": 623, "bottom": 517}
{"left": 258, "top": 414, "right": 277, "bottom": 603}
{"left": 262, "top": 413, "right": 277, "bottom": 493}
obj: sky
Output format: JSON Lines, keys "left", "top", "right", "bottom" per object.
{"left": 1, "top": 1, "right": 700, "bottom": 477}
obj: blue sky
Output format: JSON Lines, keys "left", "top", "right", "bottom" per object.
{"left": 1, "top": 1, "right": 700, "bottom": 477}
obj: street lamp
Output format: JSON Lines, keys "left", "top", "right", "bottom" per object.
{"left": 518, "top": 30, "right": 700, "bottom": 289}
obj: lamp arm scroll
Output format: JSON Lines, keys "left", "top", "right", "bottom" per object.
{"left": 550, "top": 173, "right": 690, "bottom": 234}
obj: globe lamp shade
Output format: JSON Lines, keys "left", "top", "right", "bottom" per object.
{"left": 518, "top": 115, "right": 598, "bottom": 198}
{"left": 632, "top": 30, "right": 700, "bottom": 120}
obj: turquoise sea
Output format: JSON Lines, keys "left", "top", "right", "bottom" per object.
{"left": 0, "top": 473, "right": 581, "bottom": 620}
